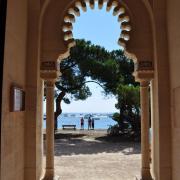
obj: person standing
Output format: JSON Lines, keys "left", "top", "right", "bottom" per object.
{"left": 92, "top": 118, "right": 94, "bottom": 130}
{"left": 80, "top": 117, "right": 84, "bottom": 130}
{"left": 88, "top": 117, "right": 91, "bottom": 130}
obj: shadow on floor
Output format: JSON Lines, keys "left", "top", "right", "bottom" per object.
{"left": 44, "top": 132, "right": 141, "bottom": 157}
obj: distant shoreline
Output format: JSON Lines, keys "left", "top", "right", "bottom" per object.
{"left": 60, "top": 112, "right": 116, "bottom": 115}
{"left": 43, "top": 128, "right": 108, "bottom": 131}
{"left": 43, "top": 129, "right": 108, "bottom": 134}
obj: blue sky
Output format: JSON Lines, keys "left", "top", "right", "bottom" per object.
{"left": 60, "top": 2, "right": 121, "bottom": 113}
{"left": 73, "top": 2, "right": 121, "bottom": 51}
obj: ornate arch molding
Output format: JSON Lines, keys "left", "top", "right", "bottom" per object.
{"left": 40, "top": 0, "right": 155, "bottom": 80}
{"left": 62, "top": 0, "right": 131, "bottom": 50}
{"left": 121, "top": 0, "right": 155, "bottom": 81}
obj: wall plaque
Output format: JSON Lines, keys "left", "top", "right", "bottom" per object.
{"left": 10, "top": 86, "right": 25, "bottom": 112}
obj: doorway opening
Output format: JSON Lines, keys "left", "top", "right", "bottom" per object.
{"left": 43, "top": 3, "right": 146, "bottom": 179}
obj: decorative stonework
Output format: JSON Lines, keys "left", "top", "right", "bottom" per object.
{"left": 133, "top": 70, "right": 154, "bottom": 82}
{"left": 40, "top": 60, "right": 61, "bottom": 80}
{"left": 133, "top": 60, "right": 154, "bottom": 82}
{"left": 62, "top": 0, "right": 132, "bottom": 50}
{"left": 46, "top": 80, "right": 56, "bottom": 88}
{"left": 40, "top": 61, "right": 60, "bottom": 71}
{"left": 135, "top": 61, "right": 153, "bottom": 71}
{"left": 140, "top": 80, "right": 150, "bottom": 88}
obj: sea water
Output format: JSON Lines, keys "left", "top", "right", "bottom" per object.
{"left": 43, "top": 113, "right": 116, "bottom": 129}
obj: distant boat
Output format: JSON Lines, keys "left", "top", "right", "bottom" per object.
{"left": 84, "top": 114, "right": 91, "bottom": 119}
{"left": 93, "top": 117, "right": 100, "bottom": 120}
{"left": 84, "top": 114, "right": 100, "bottom": 120}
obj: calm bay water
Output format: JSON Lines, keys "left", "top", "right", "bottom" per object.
{"left": 43, "top": 113, "right": 116, "bottom": 129}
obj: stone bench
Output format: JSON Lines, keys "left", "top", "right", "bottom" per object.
{"left": 62, "top": 125, "right": 76, "bottom": 130}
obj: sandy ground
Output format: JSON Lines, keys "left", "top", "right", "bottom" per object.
{"left": 44, "top": 130, "right": 141, "bottom": 180}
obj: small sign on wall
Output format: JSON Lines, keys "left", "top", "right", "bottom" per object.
{"left": 10, "top": 86, "right": 25, "bottom": 112}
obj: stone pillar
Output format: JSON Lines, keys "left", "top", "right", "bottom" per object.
{"left": 40, "top": 60, "right": 61, "bottom": 180}
{"left": 44, "top": 80, "right": 55, "bottom": 180}
{"left": 140, "top": 81, "right": 152, "bottom": 180}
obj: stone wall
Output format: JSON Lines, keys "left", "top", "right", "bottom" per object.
{"left": 1, "top": 0, "right": 28, "bottom": 180}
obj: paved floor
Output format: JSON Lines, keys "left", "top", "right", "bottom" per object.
{"left": 46, "top": 130, "right": 141, "bottom": 180}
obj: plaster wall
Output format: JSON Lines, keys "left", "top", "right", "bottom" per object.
{"left": 167, "top": 0, "right": 180, "bottom": 179}
{"left": 1, "top": 0, "right": 27, "bottom": 180}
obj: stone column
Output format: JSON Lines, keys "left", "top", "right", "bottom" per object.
{"left": 44, "top": 80, "right": 55, "bottom": 180}
{"left": 40, "top": 60, "right": 61, "bottom": 180}
{"left": 140, "top": 81, "right": 152, "bottom": 180}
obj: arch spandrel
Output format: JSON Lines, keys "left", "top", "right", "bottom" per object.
{"left": 40, "top": 0, "right": 74, "bottom": 63}
{"left": 122, "top": 0, "right": 154, "bottom": 67}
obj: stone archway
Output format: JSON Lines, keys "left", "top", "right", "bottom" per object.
{"left": 39, "top": 0, "right": 171, "bottom": 180}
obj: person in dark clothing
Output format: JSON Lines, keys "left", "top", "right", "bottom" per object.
{"left": 80, "top": 117, "right": 84, "bottom": 130}
{"left": 91, "top": 118, "right": 94, "bottom": 130}
{"left": 88, "top": 117, "right": 91, "bottom": 130}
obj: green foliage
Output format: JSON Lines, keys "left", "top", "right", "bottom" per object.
{"left": 115, "top": 84, "right": 140, "bottom": 112}
{"left": 54, "top": 39, "right": 141, "bottom": 137}
{"left": 112, "top": 113, "right": 120, "bottom": 123}
{"left": 108, "top": 85, "right": 140, "bottom": 138}
{"left": 57, "top": 39, "right": 135, "bottom": 103}
{"left": 107, "top": 124, "right": 120, "bottom": 136}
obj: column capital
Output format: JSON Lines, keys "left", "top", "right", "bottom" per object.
{"left": 45, "top": 80, "right": 55, "bottom": 88}
{"left": 40, "top": 70, "right": 60, "bottom": 81}
{"left": 140, "top": 81, "right": 150, "bottom": 88}
{"left": 133, "top": 70, "right": 154, "bottom": 83}
{"left": 133, "top": 60, "right": 154, "bottom": 83}
{"left": 40, "top": 60, "right": 61, "bottom": 81}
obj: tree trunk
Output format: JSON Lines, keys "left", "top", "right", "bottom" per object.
{"left": 119, "top": 104, "right": 125, "bottom": 133}
{"left": 54, "top": 91, "right": 66, "bottom": 131}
